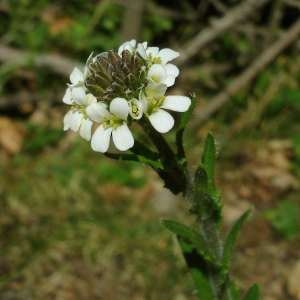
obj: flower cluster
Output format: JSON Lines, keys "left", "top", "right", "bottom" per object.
{"left": 63, "top": 40, "right": 191, "bottom": 153}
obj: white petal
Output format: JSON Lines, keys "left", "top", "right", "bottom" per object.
{"left": 62, "top": 88, "right": 73, "bottom": 104}
{"left": 85, "top": 94, "right": 97, "bottom": 105}
{"left": 148, "top": 64, "right": 167, "bottom": 84}
{"left": 63, "top": 110, "right": 73, "bottom": 130}
{"left": 129, "top": 99, "right": 144, "bottom": 120}
{"left": 69, "top": 111, "right": 83, "bottom": 132}
{"left": 162, "top": 96, "right": 191, "bottom": 112}
{"left": 158, "top": 48, "right": 179, "bottom": 64}
{"left": 91, "top": 125, "right": 112, "bottom": 153}
{"left": 70, "top": 67, "right": 84, "bottom": 84}
{"left": 146, "top": 47, "right": 159, "bottom": 57}
{"left": 137, "top": 43, "right": 147, "bottom": 58}
{"left": 145, "top": 83, "right": 167, "bottom": 97}
{"left": 163, "top": 75, "right": 176, "bottom": 87}
{"left": 118, "top": 39, "right": 136, "bottom": 56}
{"left": 165, "top": 63, "right": 179, "bottom": 77}
{"left": 110, "top": 98, "right": 129, "bottom": 120}
{"left": 112, "top": 124, "right": 134, "bottom": 151}
{"left": 86, "top": 102, "right": 110, "bottom": 123}
{"left": 148, "top": 109, "right": 174, "bottom": 133}
{"left": 79, "top": 118, "right": 93, "bottom": 141}
{"left": 72, "top": 87, "right": 86, "bottom": 105}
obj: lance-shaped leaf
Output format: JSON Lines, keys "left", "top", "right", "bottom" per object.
{"left": 201, "top": 133, "right": 216, "bottom": 192}
{"left": 176, "top": 237, "right": 215, "bottom": 300}
{"left": 223, "top": 210, "right": 251, "bottom": 268}
{"left": 243, "top": 284, "right": 260, "bottom": 300}
{"left": 190, "top": 269, "right": 215, "bottom": 300}
{"left": 162, "top": 219, "right": 214, "bottom": 264}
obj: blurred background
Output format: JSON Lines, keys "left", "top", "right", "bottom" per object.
{"left": 0, "top": 0, "right": 300, "bottom": 299}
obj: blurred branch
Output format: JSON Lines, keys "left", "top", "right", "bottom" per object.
{"left": 120, "top": 0, "right": 145, "bottom": 41}
{"left": 283, "top": 0, "right": 300, "bottom": 9}
{"left": 177, "top": 0, "right": 270, "bottom": 66}
{"left": 190, "top": 19, "right": 300, "bottom": 129}
{"left": 0, "top": 45, "right": 81, "bottom": 76}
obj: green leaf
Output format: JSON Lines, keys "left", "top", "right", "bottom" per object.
{"left": 225, "top": 280, "right": 240, "bottom": 300}
{"left": 201, "top": 133, "right": 216, "bottom": 191}
{"left": 190, "top": 269, "right": 215, "bottom": 300}
{"left": 162, "top": 219, "right": 213, "bottom": 263}
{"left": 223, "top": 210, "right": 251, "bottom": 268}
{"left": 243, "top": 284, "right": 260, "bottom": 300}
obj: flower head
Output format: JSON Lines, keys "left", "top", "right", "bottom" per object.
{"left": 62, "top": 40, "right": 191, "bottom": 153}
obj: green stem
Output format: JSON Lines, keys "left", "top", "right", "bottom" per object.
{"left": 140, "top": 117, "right": 187, "bottom": 194}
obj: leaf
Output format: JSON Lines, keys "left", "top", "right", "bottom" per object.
{"left": 190, "top": 269, "right": 215, "bottom": 300}
{"left": 201, "top": 133, "right": 216, "bottom": 191}
{"left": 225, "top": 280, "right": 241, "bottom": 300}
{"left": 223, "top": 210, "right": 251, "bottom": 268}
{"left": 243, "top": 284, "right": 260, "bottom": 300}
{"left": 162, "top": 219, "right": 214, "bottom": 263}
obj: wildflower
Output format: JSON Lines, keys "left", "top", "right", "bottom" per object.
{"left": 63, "top": 92, "right": 97, "bottom": 141}
{"left": 89, "top": 97, "right": 134, "bottom": 153}
{"left": 142, "top": 84, "right": 191, "bottom": 133}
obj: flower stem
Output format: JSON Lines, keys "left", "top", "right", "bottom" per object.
{"left": 140, "top": 118, "right": 187, "bottom": 194}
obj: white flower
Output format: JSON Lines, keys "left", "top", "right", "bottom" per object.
{"left": 63, "top": 111, "right": 93, "bottom": 141}
{"left": 89, "top": 98, "right": 134, "bottom": 153}
{"left": 137, "top": 43, "right": 179, "bottom": 65}
{"left": 142, "top": 84, "right": 191, "bottom": 133}
{"left": 137, "top": 43, "right": 180, "bottom": 87}
{"left": 63, "top": 93, "right": 97, "bottom": 141}
{"left": 118, "top": 39, "right": 137, "bottom": 56}
{"left": 147, "top": 63, "right": 179, "bottom": 87}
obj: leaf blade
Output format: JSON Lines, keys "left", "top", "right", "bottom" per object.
{"left": 223, "top": 210, "right": 251, "bottom": 268}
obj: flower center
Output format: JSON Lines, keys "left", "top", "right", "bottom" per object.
{"left": 147, "top": 96, "right": 165, "bottom": 115}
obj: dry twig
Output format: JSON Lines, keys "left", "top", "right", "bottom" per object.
{"left": 0, "top": 45, "right": 80, "bottom": 76}
{"left": 190, "top": 19, "right": 300, "bottom": 129}
{"left": 177, "top": 0, "right": 270, "bottom": 66}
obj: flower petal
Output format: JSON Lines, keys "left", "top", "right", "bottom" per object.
{"left": 69, "top": 111, "right": 83, "bottom": 132}
{"left": 146, "top": 47, "right": 159, "bottom": 57}
{"left": 162, "top": 96, "right": 191, "bottom": 112}
{"left": 79, "top": 118, "right": 93, "bottom": 141}
{"left": 91, "top": 125, "right": 112, "bottom": 153}
{"left": 163, "top": 75, "right": 176, "bottom": 87}
{"left": 86, "top": 102, "right": 110, "bottom": 123}
{"left": 85, "top": 94, "right": 97, "bottom": 105}
{"left": 110, "top": 98, "right": 129, "bottom": 120}
{"left": 70, "top": 67, "right": 84, "bottom": 84}
{"left": 145, "top": 83, "right": 167, "bottom": 97}
{"left": 112, "top": 124, "right": 134, "bottom": 151}
{"left": 72, "top": 87, "right": 86, "bottom": 105}
{"left": 137, "top": 43, "right": 147, "bottom": 59}
{"left": 118, "top": 39, "right": 136, "bottom": 56}
{"left": 158, "top": 48, "right": 179, "bottom": 64}
{"left": 63, "top": 110, "right": 73, "bottom": 130}
{"left": 148, "top": 64, "right": 167, "bottom": 84}
{"left": 148, "top": 109, "right": 174, "bottom": 133}
{"left": 62, "top": 88, "right": 73, "bottom": 104}
{"left": 165, "top": 63, "right": 179, "bottom": 77}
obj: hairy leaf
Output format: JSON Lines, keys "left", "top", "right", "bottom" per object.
{"left": 223, "top": 210, "right": 251, "bottom": 268}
